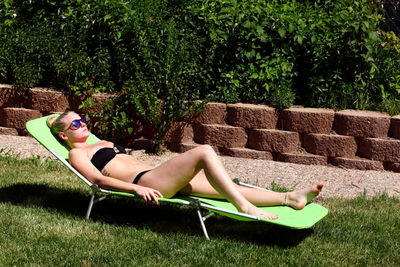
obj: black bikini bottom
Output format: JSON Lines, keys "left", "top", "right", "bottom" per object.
{"left": 132, "top": 170, "right": 150, "bottom": 184}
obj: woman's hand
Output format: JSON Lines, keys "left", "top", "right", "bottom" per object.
{"left": 134, "top": 185, "right": 163, "bottom": 204}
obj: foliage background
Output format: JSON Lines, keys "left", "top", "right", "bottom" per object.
{"left": 0, "top": 0, "right": 399, "bottom": 149}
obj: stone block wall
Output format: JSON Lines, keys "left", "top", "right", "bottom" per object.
{"left": 1, "top": 84, "right": 399, "bottom": 173}
{"left": 0, "top": 84, "right": 113, "bottom": 135}
{"left": 167, "top": 103, "right": 400, "bottom": 173}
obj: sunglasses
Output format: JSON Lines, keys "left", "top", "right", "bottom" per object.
{"left": 64, "top": 117, "right": 87, "bottom": 131}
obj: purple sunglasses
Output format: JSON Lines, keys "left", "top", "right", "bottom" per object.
{"left": 64, "top": 117, "right": 87, "bottom": 131}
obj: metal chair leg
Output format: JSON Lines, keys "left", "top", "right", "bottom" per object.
{"left": 196, "top": 207, "right": 210, "bottom": 240}
{"left": 190, "top": 199, "right": 211, "bottom": 240}
{"left": 85, "top": 194, "right": 95, "bottom": 219}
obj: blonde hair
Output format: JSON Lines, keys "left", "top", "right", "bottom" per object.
{"left": 46, "top": 110, "right": 73, "bottom": 137}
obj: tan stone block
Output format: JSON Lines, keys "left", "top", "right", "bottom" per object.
{"left": 303, "top": 133, "right": 357, "bottom": 157}
{"left": 193, "top": 124, "right": 247, "bottom": 148}
{"left": 389, "top": 115, "right": 400, "bottom": 139}
{"left": 0, "top": 107, "right": 42, "bottom": 130}
{"left": 333, "top": 109, "right": 390, "bottom": 138}
{"left": 385, "top": 162, "right": 400, "bottom": 173}
{"left": 167, "top": 142, "right": 219, "bottom": 154}
{"left": 330, "top": 157, "right": 384, "bottom": 171}
{"left": 247, "top": 129, "right": 300, "bottom": 153}
{"left": 276, "top": 152, "right": 328, "bottom": 166}
{"left": 163, "top": 122, "right": 193, "bottom": 143}
{"left": 280, "top": 107, "right": 334, "bottom": 134}
{"left": 27, "top": 87, "right": 69, "bottom": 112}
{"left": 69, "top": 93, "right": 115, "bottom": 114}
{"left": 358, "top": 138, "right": 400, "bottom": 162}
{"left": 0, "top": 84, "right": 25, "bottom": 107}
{"left": 0, "top": 127, "right": 19, "bottom": 136}
{"left": 219, "top": 147, "right": 274, "bottom": 160}
{"left": 184, "top": 102, "right": 226, "bottom": 124}
{"left": 226, "top": 103, "right": 278, "bottom": 129}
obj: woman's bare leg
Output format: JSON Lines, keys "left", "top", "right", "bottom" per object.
{"left": 138, "top": 145, "right": 277, "bottom": 218}
{"left": 180, "top": 173, "right": 323, "bottom": 210}
{"left": 138, "top": 145, "right": 322, "bottom": 219}
{"left": 179, "top": 173, "right": 286, "bottom": 204}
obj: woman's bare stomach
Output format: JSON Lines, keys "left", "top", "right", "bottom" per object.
{"left": 101, "top": 154, "right": 155, "bottom": 183}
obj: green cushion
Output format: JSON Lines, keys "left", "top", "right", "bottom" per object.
{"left": 112, "top": 191, "right": 328, "bottom": 228}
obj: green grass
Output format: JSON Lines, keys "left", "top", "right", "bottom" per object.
{"left": 0, "top": 153, "right": 399, "bottom": 266}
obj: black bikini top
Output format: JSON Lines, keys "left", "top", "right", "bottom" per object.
{"left": 90, "top": 144, "right": 127, "bottom": 171}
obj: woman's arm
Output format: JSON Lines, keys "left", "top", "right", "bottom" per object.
{"left": 69, "top": 149, "right": 162, "bottom": 203}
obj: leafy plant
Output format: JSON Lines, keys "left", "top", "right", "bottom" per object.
{"left": 71, "top": 0, "right": 206, "bottom": 153}
{"left": 1, "top": 0, "right": 400, "bottom": 150}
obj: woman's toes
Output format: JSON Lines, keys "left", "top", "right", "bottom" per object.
{"left": 260, "top": 210, "right": 279, "bottom": 220}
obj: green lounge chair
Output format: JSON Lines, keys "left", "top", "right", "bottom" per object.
{"left": 26, "top": 115, "right": 328, "bottom": 239}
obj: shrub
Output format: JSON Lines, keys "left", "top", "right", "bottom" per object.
{"left": 68, "top": 0, "right": 206, "bottom": 153}
{"left": 1, "top": 0, "right": 399, "bottom": 150}
{"left": 193, "top": 0, "right": 400, "bottom": 112}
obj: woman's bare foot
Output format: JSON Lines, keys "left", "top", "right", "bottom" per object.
{"left": 241, "top": 204, "right": 279, "bottom": 220}
{"left": 286, "top": 184, "right": 323, "bottom": 210}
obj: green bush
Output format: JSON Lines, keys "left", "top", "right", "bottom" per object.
{"left": 0, "top": 0, "right": 206, "bottom": 152}
{"left": 1, "top": 0, "right": 400, "bottom": 150}
{"left": 193, "top": 0, "right": 400, "bottom": 111}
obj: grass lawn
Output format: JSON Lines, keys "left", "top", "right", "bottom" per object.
{"left": 0, "top": 152, "right": 399, "bottom": 266}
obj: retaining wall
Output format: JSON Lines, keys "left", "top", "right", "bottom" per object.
{"left": 1, "top": 84, "right": 399, "bottom": 172}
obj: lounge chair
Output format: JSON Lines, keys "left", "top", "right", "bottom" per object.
{"left": 25, "top": 115, "right": 328, "bottom": 239}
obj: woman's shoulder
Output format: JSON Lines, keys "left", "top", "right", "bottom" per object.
{"left": 68, "top": 147, "right": 93, "bottom": 167}
{"left": 95, "top": 140, "right": 114, "bottom": 146}
{"left": 69, "top": 147, "right": 86, "bottom": 157}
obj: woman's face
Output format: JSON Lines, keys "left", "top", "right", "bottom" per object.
{"left": 59, "top": 112, "right": 90, "bottom": 143}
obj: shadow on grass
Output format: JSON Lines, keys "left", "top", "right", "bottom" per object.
{"left": 0, "top": 183, "right": 313, "bottom": 246}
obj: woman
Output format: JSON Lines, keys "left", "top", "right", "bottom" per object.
{"left": 47, "top": 111, "right": 323, "bottom": 220}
